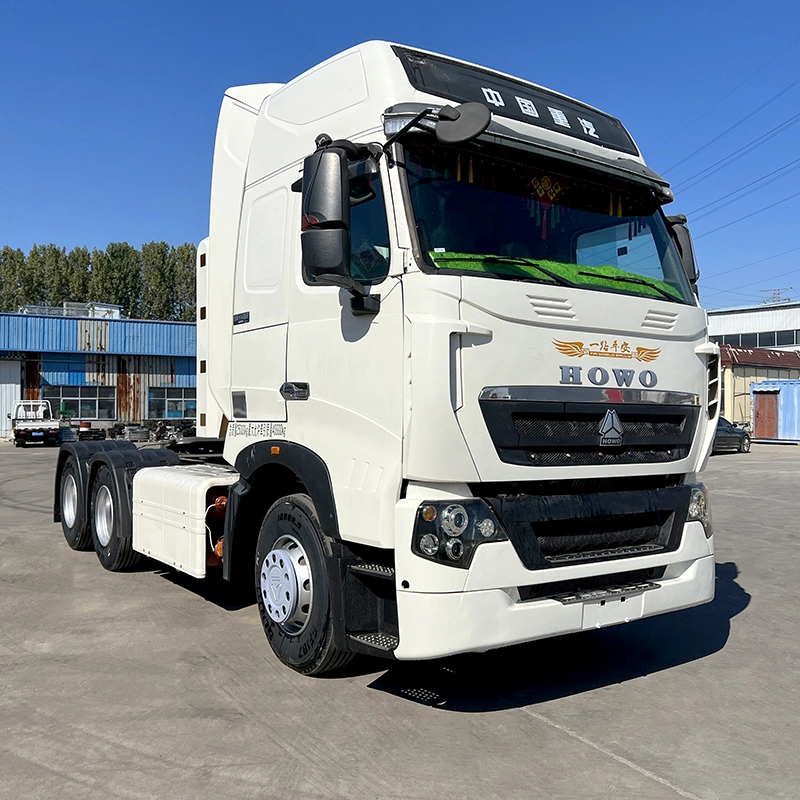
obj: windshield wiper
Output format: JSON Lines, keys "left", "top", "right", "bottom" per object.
{"left": 434, "top": 255, "right": 576, "bottom": 288}
{"left": 577, "top": 271, "right": 678, "bottom": 302}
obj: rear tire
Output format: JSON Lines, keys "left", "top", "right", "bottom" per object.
{"left": 255, "top": 494, "right": 353, "bottom": 676}
{"left": 60, "top": 457, "right": 91, "bottom": 550}
{"left": 739, "top": 435, "right": 751, "bottom": 453}
{"left": 91, "top": 464, "right": 140, "bottom": 571}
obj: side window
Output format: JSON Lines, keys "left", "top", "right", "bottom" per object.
{"left": 349, "top": 160, "right": 390, "bottom": 284}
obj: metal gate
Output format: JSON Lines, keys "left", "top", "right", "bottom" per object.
{"left": 753, "top": 390, "right": 779, "bottom": 439}
{"left": 0, "top": 360, "right": 22, "bottom": 438}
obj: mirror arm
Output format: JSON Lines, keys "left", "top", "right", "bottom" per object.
{"left": 313, "top": 273, "right": 381, "bottom": 316}
{"left": 380, "top": 108, "right": 434, "bottom": 161}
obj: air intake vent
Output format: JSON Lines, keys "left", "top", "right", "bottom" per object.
{"left": 707, "top": 353, "right": 720, "bottom": 419}
{"left": 642, "top": 309, "right": 678, "bottom": 331}
{"left": 527, "top": 295, "right": 576, "bottom": 320}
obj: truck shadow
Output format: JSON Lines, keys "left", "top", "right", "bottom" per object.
{"left": 154, "top": 566, "right": 256, "bottom": 611}
{"left": 366, "top": 561, "right": 749, "bottom": 711}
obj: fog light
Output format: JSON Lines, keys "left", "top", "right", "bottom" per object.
{"left": 477, "top": 518, "right": 496, "bottom": 538}
{"left": 419, "top": 533, "right": 439, "bottom": 556}
{"left": 441, "top": 504, "right": 469, "bottom": 537}
{"left": 688, "top": 484, "right": 713, "bottom": 539}
{"left": 443, "top": 538, "right": 464, "bottom": 561}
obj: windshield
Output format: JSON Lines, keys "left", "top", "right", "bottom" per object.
{"left": 404, "top": 142, "right": 694, "bottom": 304}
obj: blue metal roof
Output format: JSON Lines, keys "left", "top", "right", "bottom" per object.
{"left": 0, "top": 313, "right": 196, "bottom": 357}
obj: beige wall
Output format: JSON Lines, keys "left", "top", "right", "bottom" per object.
{"left": 722, "top": 365, "right": 800, "bottom": 424}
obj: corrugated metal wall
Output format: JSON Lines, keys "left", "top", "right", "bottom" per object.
{"left": 752, "top": 380, "right": 800, "bottom": 440}
{"left": 724, "top": 365, "right": 800, "bottom": 424}
{"left": 0, "top": 360, "right": 21, "bottom": 437}
{"left": 36, "top": 353, "right": 196, "bottom": 423}
{"left": 0, "top": 313, "right": 195, "bottom": 357}
{"left": 709, "top": 305, "right": 800, "bottom": 337}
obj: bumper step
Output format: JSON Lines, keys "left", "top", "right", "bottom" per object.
{"left": 348, "top": 632, "right": 399, "bottom": 652}
{"left": 551, "top": 580, "right": 660, "bottom": 605}
{"left": 348, "top": 564, "right": 395, "bottom": 580}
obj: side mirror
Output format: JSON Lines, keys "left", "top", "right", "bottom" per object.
{"left": 436, "top": 102, "right": 492, "bottom": 144}
{"left": 6, "top": 413, "right": 10, "bottom": 420}
{"left": 301, "top": 145, "right": 351, "bottom": 285}
{"left": 666, "top": 214, "right": 699, "bottom": 288}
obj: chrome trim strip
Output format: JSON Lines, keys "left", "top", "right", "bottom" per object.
{"left": 479, "top": 386, "right": 700, "bottom": 405}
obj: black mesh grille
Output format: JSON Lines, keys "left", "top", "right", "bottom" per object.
{"left": 484, "top": 485, "right": 691, "bottom": 570}
{"left": 480, "top": 399, "right": 698, "bottom": 467}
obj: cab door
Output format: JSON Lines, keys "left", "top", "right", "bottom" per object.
{"left": 286, "top": 159, "right": 404, "bottom": 548}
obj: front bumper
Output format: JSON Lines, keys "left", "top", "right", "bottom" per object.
{"left": 394, "top": 549, "right": 714, "bottom": 660}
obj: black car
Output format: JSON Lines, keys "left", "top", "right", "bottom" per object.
{"left": 713, "top": 417, "right": 751, "bottom": 454}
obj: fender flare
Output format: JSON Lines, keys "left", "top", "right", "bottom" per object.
{"left": 53, "top": 441, "right": 136, "bottom": 523}
{"left": 223, "top": 441, "right": 339, "bottom": 582}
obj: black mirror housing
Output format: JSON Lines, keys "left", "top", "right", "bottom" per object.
{"left": 302, "top": 228, "right": 351, "bottom": 283}
{"left": 435, "top": 102, "right": 492, "bottom": 144}
{"left": 301, "top": 147, "right": 350, "bottom": 228}
{"left": 666, "top": 214, "right": 699, "bottom": 287}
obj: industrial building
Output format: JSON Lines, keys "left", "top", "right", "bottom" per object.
{"left": 709, "top": 301, "right": 800, "bottom": 350}
{"left": 719, "top": 344, "right": 800, "bottom": 428}
{"left": 0, "top": 306, "right": 196, "bottom": 438}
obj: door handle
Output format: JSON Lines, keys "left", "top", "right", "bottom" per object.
{"left": 280, "top": 382, "right": 310, "bottom": 401}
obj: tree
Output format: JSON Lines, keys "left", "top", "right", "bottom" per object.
{"left": 66, "top": 246, "right": 91, "bottom": 303}
{"left": 0, "top": 246, "right": 26, "bottom": 312}
{"left": 88, "top": 247, "right": 115, "bottom": 305}
{"left": 141, "top": 241, "right": 176, "bottom": 320}
{"left": 41, "top": 243, "right": 70, "bottom": 307}
{"left": 104, "top": 242, "right": 143, "bottom": 318}
{"left": 174, "top": 242, "right": 197, "bottom": 321}
{"left": 21, "top": 245, "right": 48, "bottom": 308}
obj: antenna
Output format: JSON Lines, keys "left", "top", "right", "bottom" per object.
{"left": 760, "top": 287, "right": 792, "bottom": 304}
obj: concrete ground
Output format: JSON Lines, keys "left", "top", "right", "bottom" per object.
{"left": 0, "top": 441, "right": 797, "bottom": 800}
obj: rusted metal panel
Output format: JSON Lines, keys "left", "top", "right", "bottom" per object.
{"left": 77, "top": 319, "right": 93, "bottom": 351}
{"left": 94, "top": 320, "right": 109, "bottom": 352}
{"left": 85, "top": 354, "right": 115, "bottom": 387}
{"left": 24, "top": 357, "right": 41, "bottom": 400}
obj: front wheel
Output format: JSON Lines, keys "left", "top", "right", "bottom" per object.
{"left": 255, "top": 494, "right": 353, "bottom": 676}
{"left": 739, "top": 435, "right": 751, "bottom": 453}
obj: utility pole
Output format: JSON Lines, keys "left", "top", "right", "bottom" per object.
{"left": 760, "top": 287, "right": 792, "bottom": 304}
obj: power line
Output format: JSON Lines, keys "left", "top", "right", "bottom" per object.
{"left": 700, "top": 244, "right": 800, "bottom": 281}
{"left": 702, "top": 265, "right": 800, "bottom": 297}
{"left": 693, "top": 189, "right": 800, "bottom": 239}
{"left": 663, "top": 77, "right": 800, "bottom": 174}
{"left": 688, "top": 158, "right": 800, "bottom": 222}
{"left": 672, "top": 112, "right": 800, "bottom": 192}
{"left": 648, "top": 33, "right": 800, "bottom": 154}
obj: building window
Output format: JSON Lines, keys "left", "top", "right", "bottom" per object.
{"left": 739, "top": 333, "right": 758, "bottom": 347}
{"left": 758, "top": 331, "right": 776, "bottom": 347}
{"left": 776, "top": 330, "right": 795, "bottom": 346}
{"left": 41, "top": 385, "right": 117, "bottom": 420}
{"left": 722, "top": 334, "right": 741, "bottom": 346}
{"left": 148, "top": 387, "right": 196, "bottom": 419}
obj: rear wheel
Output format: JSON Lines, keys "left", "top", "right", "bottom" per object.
{"left": 255, "top": 494, "right": 353, "bottom": 676}
{"left": 739, "top": 435, "right": 751, "bottom": 453}
{"left": 91, "top": 465, "right": 140, "bottom": 571}
{"left": 60, "top": 457, "right": 91, "bottom": 550}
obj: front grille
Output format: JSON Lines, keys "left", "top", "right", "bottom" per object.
{"left": 480, "top": 399, "right": 699, "bottom": 467}
{"left": 484, "top": 484, "right": 691, "bottom": 570}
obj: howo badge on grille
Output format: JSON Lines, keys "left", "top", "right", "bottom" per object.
{"left": 599, "top": 409, "right": 623, "bottom": 447}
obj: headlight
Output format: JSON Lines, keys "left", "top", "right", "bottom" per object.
{"left": 411, "top": 499, "right": 507, "bottom": 568}
{"left": 688, "top": 483, "right": 713, "bottom": 539}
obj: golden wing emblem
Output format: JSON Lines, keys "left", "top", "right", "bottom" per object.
{"left": 635, "top": 346, "right": 661, "bottom": 362}
{"left": 553, "top": 340, "right": 586, "bottom": 358}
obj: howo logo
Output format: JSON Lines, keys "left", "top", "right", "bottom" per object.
{"left": 599, "top": 409, "right": 623, "bottom": 447}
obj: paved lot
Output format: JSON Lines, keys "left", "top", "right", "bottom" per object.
{"left": 0, "top": 441, "right": 797, "bottom": 800}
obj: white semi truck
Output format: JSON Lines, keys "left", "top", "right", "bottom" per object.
{"left": 54, "top": 42, "right": 719, "bottom": 675}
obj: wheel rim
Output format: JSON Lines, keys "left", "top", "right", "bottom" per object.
{"left": 742, "top": 437, "right": 750, "bottom": 452}
{"left": 260, "top": 534, "right": 313, "bottom": 634}
{"left": 95, "top": 485, "right": 114, "bottom": 547}
{"left": 62, "top": 473, "right": 78, "bottom": 529}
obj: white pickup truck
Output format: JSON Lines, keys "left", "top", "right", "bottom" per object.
{"left": 9, "top": 400, "right": 61, "bottom": 447}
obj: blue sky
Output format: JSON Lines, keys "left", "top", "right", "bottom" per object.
{"left": 1, "top": 0, "right": 799, "bottom": 309}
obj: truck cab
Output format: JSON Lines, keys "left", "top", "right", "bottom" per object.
{"left": 55, "top": 42, "right": 718, "bottom": 676}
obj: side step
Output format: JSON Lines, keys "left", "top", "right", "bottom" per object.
{"left": 348, "top": 563, "right": 395, "bottom": 580}
{"left": 348, "top": 632, "right": 399, "bottom": 652}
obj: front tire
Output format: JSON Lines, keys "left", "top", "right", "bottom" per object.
{"left": 255, "top": 494, "right": 353, "bottom": 676}
{"left": 91, "top": 465, "right": 140, "bottom": 571}
{"left": 60, "top": 457, "right": 91, "bottom": 550}
{"left": 739, "top": 435, "right": 751, "bottom": 453}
